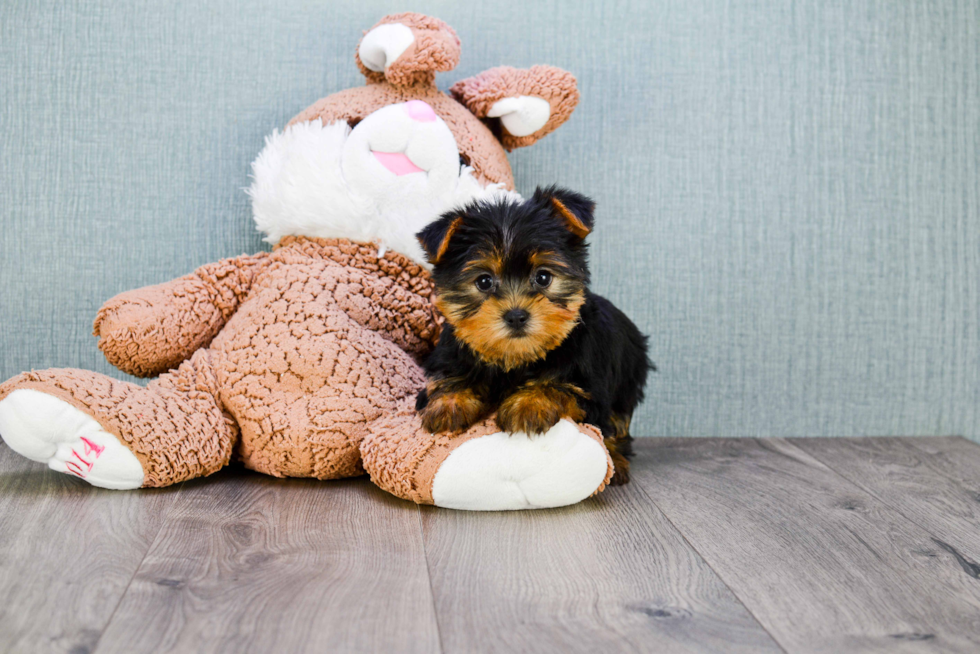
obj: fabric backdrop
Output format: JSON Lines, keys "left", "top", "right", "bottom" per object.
{"left": 2, "top": 0, "right": 978, "bottom": 439}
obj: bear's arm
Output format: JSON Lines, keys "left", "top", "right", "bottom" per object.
{"left": 93, "top": 253, "right": 272, "bottom": 377}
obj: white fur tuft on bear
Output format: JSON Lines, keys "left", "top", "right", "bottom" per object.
{"left": 248, "top": 103, "right": 519, "bottom": 268}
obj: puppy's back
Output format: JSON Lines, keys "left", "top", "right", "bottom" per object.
{"left": 579, "top": 292, "right": 652, "bottom": 416}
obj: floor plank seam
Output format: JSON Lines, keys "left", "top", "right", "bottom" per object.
{"left": 626, "top": 463, "right": 790, "bottom": 654}
{"left": 792, "top": 439, "right": 980, "bottom": 577}
{"left": 773, "top": 439, "right": 972, "bottom": 584}
{"left": 88, "top": 481, "right": 188, "bottom": 654}
{"left": 416, "top": 508, "right": 446, "bottom": 654}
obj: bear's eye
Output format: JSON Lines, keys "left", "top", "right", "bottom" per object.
{"left": 533, "top": 270, "right": 553, "bottom": 288}
{"left": 475, "top": 274, "right": 495, "bottom": 292}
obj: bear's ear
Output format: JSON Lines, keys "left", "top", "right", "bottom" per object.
{"left": 417, "top": 214, "right": 464, "bottom": 265}
{"left": 356, "top": 13, "right": 461, "bottom": 87}
{"left": 450, "top": 66, "right": 580, "bottom": 151}
{"left": 533, "top": 186, "right": 594, "bottom": 239}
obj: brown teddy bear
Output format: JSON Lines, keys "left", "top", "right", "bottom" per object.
{"left": 0, "top": 13, "right": 613, "bottom": 510}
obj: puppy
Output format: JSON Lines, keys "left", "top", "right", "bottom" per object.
{"left": 415, "top": 186, "right": 652, "bottom": 485}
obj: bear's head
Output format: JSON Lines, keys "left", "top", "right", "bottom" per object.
{"left": 248, "top": 12, "right": 579, "bottom": 267}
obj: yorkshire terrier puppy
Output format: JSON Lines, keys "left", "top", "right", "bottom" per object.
{"left": 415, "top": 186, "right": 652, "bottom": 485}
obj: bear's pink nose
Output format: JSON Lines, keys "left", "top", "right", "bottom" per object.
{"left": 405, "top": 100, "right": 437, "bottom": 122}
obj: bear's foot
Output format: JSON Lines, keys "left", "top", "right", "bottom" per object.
{"left": 0, "top": 389, "right": 144, "bottom": 489}
{"left": 431, "top": 419, "right": 612, "bottom": 510}
{"left": 362, "top": 404, "right": 613, "bottom": 511}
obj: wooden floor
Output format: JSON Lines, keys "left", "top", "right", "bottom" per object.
{"left": 3, "top": 438, "right": 980, "bottom": 653}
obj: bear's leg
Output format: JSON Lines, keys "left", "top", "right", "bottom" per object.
{"left": 0, "top": 350, "right": 238, "bottom": 488}
{"left": 361, "top": 399, "right": 614, "bottom": 511}
{"left": 0, "top": 388, "right": 144, "bottom": 489}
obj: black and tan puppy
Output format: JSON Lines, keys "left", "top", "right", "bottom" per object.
{"left": 415, "top": 186, "right": 652, "bottom": 485}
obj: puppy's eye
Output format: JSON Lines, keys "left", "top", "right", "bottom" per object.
{"left": 533, "top": 270, "right": 553, "bottom": 288}
{"left": 475, "top": 274, "right": 495, "bottom": 292}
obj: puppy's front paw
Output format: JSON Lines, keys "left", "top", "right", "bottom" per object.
{"left": 497, "top": 385, "right": 585, "bottom": 436}
{"left": 419, "top": 389, "right": 486, "bottom": 435}
{"left": 496, "top": 403, "right": 560, "bottom": 435}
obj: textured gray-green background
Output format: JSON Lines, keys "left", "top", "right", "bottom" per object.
{"left": 2, "top": 0, "right": 978, "bottom": 439}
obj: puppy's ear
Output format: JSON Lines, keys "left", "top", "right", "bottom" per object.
{"left": 533, "top": 186, "right": 595, "bottom": 239}
{"left": 417, "top": 214, "right": 463, "bottom": 265}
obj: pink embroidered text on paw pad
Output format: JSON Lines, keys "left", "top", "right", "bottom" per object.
{"left": 0, "top": 389, "right": 144, "bottom": 490}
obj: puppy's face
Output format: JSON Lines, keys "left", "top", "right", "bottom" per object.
{"left": 419, "top": 186, "right": 595, "bottom": 371}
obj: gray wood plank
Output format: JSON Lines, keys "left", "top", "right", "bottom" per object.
{"left": 631, "top": 438, "right": 980, "bottom": 654}
{"left": 0, "top": 443, "right": 180, "bottom": 654}
{"left": 420, "top": 477, "right": 782, "bottom": 654}
{"left": 94, "top": 469, "right": 440, "bottom": 654}
{"left": 794, "top": 437, "right": 980, "bottom": 564}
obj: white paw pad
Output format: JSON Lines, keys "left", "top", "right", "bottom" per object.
{"left": 431, "top": 419, "right": 609, "bottom": 511}
{"left": 487, "top": 96, "right": 552, "bottom": 137}
{"left": 0, "top": 389, "right": 144, "bottom": 489}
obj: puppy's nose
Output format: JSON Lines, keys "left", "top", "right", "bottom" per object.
{"left": 503, "top": 309, "right": 530, "bottom": 330}
{"left": 405, "top": 100, "right": 437, "bottom": 122}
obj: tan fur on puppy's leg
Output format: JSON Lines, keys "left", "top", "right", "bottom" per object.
{"left": 604, "top": 442, "right": 631, "bottom": 486}
{"left": 496, "top": 381, "right": 587, "bottom": 435}
{"left": 419, "top": 380, "right": 488, "bottom": 435}
{"left": 605, "top": 413, "right": 633, "bottom": 486}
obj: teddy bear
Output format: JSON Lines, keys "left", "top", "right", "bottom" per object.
{"left": 0, "top": 13, "right": 614, "bottom": 511}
